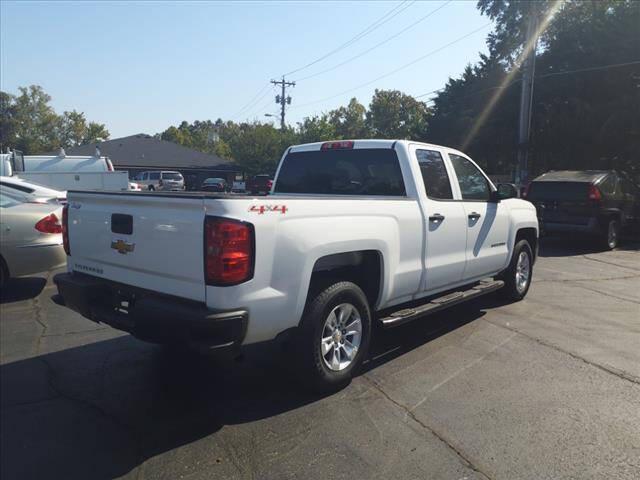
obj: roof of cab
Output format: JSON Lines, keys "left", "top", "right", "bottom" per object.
{"left": 288, "top": 139, "right": 456, "bottom": 153}
{"left": 532, "top": 170, "right": 611, "bottom": 183}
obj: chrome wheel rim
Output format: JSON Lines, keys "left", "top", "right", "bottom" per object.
{"left": 515, "top": 251, "right": 530, "bottom": 294}
{"left": 608, "top": 222, "right": 617, "bottom": 248}
{"left": 321, "top": 303, "right": 362, "bottom": 371}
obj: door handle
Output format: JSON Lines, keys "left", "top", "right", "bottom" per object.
{"left": 429, "top": 213, "right": 445, "bottom": 223}
{"left": 468, "top": 212, "right": 482, "bottom": 220}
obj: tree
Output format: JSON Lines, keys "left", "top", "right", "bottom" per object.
{"left": 328, "top": 98, "right": 369, "bottom": 139}
{"left": 0, "top": 85, "right": 110, "bottom": 153}
{"left": 366, "top": 89, "right": 430, "bottom": 140}
{"left": 85, "top": 122, "right": 110, "bottom": 144}
{"left": 297, "top": 114, "right": 337, "bottom": 144}
{"left": 0, "top": 91, "right": 17, "bottom": 151}
{"left": 9, "top": 85, "right": 59, "bottom": 153}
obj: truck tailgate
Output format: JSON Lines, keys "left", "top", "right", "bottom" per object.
{"left": 67, "top": 192, "right": 206, "bottom": 301}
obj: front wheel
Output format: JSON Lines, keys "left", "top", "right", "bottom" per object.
{"left": 296, "top": 281, "right": 371, "bottom": 393}
{"left": 499, "top": 239, "right": 533, "bottom": 302}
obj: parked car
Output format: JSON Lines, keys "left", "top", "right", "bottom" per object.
{"left": 524, "top": 170, "right": 639, "bottom": 249}
{"left": 201, "top": 177, "right": 228, "bottom": 192}
{"left": 0, "top": 187, "right": 66, "bottom": 286}
{"left": 246, "top": 174, "right": 273, "bottom": 195}
{"left": 54, "top": 140, "right": 538, "bottom": 391}
{"left": 135, "top": 171, "right": 185, "bottom": 191}
{"left": 0, "top": 176, "right": 66, "bottom": 204}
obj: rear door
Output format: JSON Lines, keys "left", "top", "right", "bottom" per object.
{"left": 67, "top": 192, "right": 207, "bottom": 301}
{"left": 411, "top": 146, "right": 467, "bottom": 292}
{"left": 447, "top": 153, "right": 509, "bottom": 280}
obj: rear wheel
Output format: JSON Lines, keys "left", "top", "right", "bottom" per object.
{"left": 499, "top": 240, "right": 533, "bottom": 302}
{"left": 296, "top": 281, "right": 371, "bottom": 392}
{"left": 601, "top": 218, "right": 619, "bottom": 250}
{"left": 0, "top": 257, "right": 9, "bottom": 288}
{"left": 148, "top": 185, "right": 155, "bottom": 191}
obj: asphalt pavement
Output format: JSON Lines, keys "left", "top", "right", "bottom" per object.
{"left": 1, "top": 238, "right": 639, "bottom": 480}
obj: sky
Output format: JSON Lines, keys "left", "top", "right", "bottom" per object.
{"left": 1, "top": 0, "right": 491, "bottom": 138}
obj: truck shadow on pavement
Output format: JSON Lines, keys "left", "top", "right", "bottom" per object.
{"left": 0, "top": 302, "right": 488, "bottom": 480}
{"left": 0, "top": 277, "right": 47, "bottom": 304}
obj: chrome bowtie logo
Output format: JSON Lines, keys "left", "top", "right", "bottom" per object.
{"left": 111, "top": 239, "right": 135, "bottom": 255}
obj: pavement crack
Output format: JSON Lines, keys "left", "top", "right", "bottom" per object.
{"left": 362, "top": 375, "right": 492, "bottom": 480}
{"left": 32, "top": 298, "right": 48, "bottom": 354}
{"left": 533, "top": 273, "right": 640, "bottom": 284}
{"left": 581, "top": 255, "right": 640, "bottom": 272}
{"left": 569, "top": 283, "right": 640, "bottom": 305}
{"left": 482, "top": 319, "right": 640, "bottom": 386}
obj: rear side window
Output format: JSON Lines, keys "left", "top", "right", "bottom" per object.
{"left": 162, "top": 172, "right": 183, "bottom": 180}
{"left": 149, "top": 172, "right": 160, "bottom": 180}
{"left": 274, "top": 148, "right": 405, "bottom": 196}
{"left": 0, "top": 181, "right": 35, "bottom": 194}
{"left": 416, "top": 150, "right": 453, "bottom": 200}
{"left": 598, "top": 175, "right": 616, "bottom": 195}
{"left": 449, "top": 154, "right": 491, "bottom": 201}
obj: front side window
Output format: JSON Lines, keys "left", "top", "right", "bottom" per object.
{"left": 416, "top": 149, "right": 453, "bottom": 200}
{"left": 275, "top": 148, "right": 405, "bottom": 196}
{"left": 449, "top": 154, "right": 490, "bottom": 201}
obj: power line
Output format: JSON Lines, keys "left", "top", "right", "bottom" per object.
{"left": 231, "top": 83, "right": 271, "bottom": 119}
{"left": 415, "top": 60, "right": 640, "bottom": 104}
{"left": 295, "top": 1, "right": 452, "bottom": 82}
{"left": 283, "top": 1, "right": 415, "bottom": 77}
{"left": 291, "top": 22, "right": 491, "bottom": 109}
{"left": 239, "top": 85, "right": 278, "bottom": 121}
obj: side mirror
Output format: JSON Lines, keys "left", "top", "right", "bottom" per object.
{"left": 495, "top": 183, "right": 519, "bottom": 201}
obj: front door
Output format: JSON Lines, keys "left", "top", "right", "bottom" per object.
{"left": 413, "top": 147, "right": 467, "bottom": 292}
{"left": 448, "top": 153, "right": 510, "bottom": 280}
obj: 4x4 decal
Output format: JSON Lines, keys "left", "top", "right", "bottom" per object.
{"left": 248, "top": 205, "right": 288, "bottom": 215}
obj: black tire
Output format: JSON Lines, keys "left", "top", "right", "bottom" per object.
{"left": 296, "top": 281, "right": 371, "bottom": 393}
{"left": 499, "top": 239, "right": 533, "bottom": 302}
{"left": 601, "top": 218, "right": 619, "bottom": 250}
{"left": 0, "top": 256, "right": 9, "bottom": 288}
{"left": 148, "top": 185, "right": 155, "bottom": 191}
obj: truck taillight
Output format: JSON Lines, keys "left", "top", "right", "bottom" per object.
{"left": 321, "top": 141, "right": 354, "bottom": 150}
{"left": 204, "top": 217, "right": 254, "bottom": 286}
{"left": 106, "top": 159, "right": 114, "bottom": 171}
{"left": 588, "top": 184, "right": 602, "bottom": 201}
{"left": 62, "top": 204, "right": 70, "bottom": 255}
{"left": 35, "top": 213, "right": 63, "bottom": 234}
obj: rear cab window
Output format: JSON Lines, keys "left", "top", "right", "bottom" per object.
{"left": 527, "top": 182, "right": 589, "bottom": 201}
{"left": 274, "top": 148, "right": 406, "bottom": 196}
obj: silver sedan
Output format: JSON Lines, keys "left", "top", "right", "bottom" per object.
{"left": 0, "top": 187, "right": 66, "bottom": 286}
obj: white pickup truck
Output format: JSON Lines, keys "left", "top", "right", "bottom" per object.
{"left": 53, "top": 140, "right": 538, "bottom": 391}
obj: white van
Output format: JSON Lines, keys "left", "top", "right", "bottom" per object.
{"left": 24, "top": 155, "right": 114, "bottom": 172}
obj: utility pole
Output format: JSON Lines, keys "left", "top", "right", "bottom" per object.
{"left": 516, "top": 12, "right": 538, "bottom": 185}
{"left": 271, "top": 76, "right": 295, "bottom": 130}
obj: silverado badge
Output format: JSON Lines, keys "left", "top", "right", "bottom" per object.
{"left": 111, "top": 239, "right": 135, "bottom": 255}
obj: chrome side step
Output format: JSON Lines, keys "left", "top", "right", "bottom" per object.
{"left": 380, "top": 280, "right": 504, "bottom": 329}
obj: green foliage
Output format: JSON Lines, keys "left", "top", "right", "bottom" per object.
{"left": 366, "top": 89, "right": 431, "bottom": 140}
{"left": 0, "top": 85, "right": 110, "bottom": 153}
{"left": 431, "top": 0, "right": 640, "bottom": 178}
